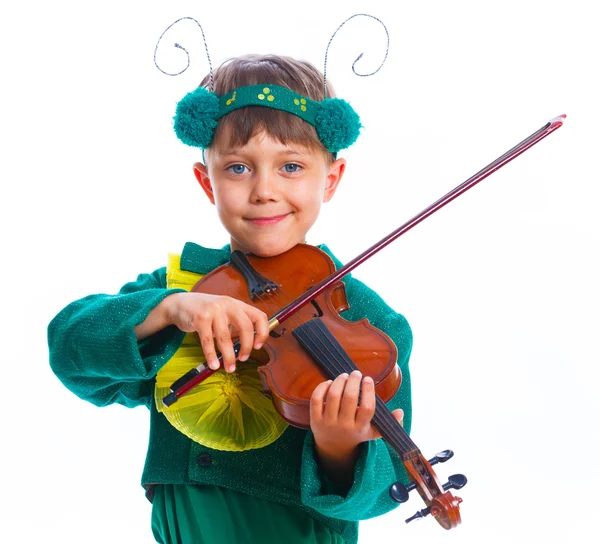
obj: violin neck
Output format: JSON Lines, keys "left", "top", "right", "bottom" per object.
{"left": 372, "top": 396, "right": 419, "bottom": 460}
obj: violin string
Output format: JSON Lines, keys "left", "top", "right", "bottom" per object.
{"left": 300, "top": 319, "right": 417, "bottom": 454}
{"left": 301, "top": 325, "right": 417, "bottom": 456}
{"left": 253, "top": 285, "right": 417, "bottom": 453}
{"left": 248, "top": 286, "right": 417, "bottom": 454}
{"left": 284, "top": 315, "right": 415, "bottom": 454}
{"left": 251, "top": 287, "right": 310, "bottom": 349}
{"left": 253, "top": 285, "right": 351, "bottom": 392}
{"left": 316, "top": 319, "right": 418, "bottom": 453}
{"left": 374, "top": 397, "right": 418, "bottom": 454}
{"left": 255, "top": 287, "right": 307, "bottom": 331}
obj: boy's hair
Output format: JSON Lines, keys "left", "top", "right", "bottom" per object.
{"left": 200, "top": 55, "right": 335, "bottom": 159}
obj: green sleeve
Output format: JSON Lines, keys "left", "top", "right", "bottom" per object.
{"left": 300, "top": 274, "right": 413, "bottom": 521}
{"left": 48, "top": 268, "right": 187, "bottom": 409}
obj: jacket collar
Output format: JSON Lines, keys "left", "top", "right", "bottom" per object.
{"left": 180, "top": 242, "right": 232, "bottom": 274}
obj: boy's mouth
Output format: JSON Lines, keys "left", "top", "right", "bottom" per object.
{"left": 245, "top": 213, "right": 290, "bottom": 226}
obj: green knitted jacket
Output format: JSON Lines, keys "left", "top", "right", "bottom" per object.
{"left": 48, "top": 242, "right": 413, "bottom": 544}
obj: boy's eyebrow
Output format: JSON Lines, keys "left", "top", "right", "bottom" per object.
{"left": 218, "top": 148, "right": 309, "bottom": 157}
{"left": 276, "top": 149, "right": 308, "bottom": 156}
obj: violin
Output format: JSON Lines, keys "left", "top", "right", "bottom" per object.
{"left": 163, "top": 115, "right": 565, "bottom": 529}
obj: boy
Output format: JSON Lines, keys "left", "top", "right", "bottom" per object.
{"left": 49, "top": 54, "right": 413, "bottom": 544}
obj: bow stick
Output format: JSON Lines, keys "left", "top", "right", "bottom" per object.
{"left": 163, "top": 114, "right": 566, "bottom": 407}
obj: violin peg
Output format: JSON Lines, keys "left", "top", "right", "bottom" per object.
{"left": 405, "top": 507, "right": 431, "bottom": 524}
{"left": 389, "top": 481, "right": 416, "bottom": 503}
{"left": 442, "top": 474, "right": 468, "bottom": 491}
{"left": 428, "top": 449, "right": 454, "bottom": 466}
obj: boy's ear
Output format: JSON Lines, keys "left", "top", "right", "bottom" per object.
{"left": 323, "top": 157, "right": 346, "bottom": 203}
{"left": 193, "top": 162, "right": 215, "bottom": 205}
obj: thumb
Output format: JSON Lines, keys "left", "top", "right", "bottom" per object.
{"left": 370, "top": 408, "right": 404, "bottom": 441}
{"left": 391, "top": 408, "right": 404, "bottom": 427}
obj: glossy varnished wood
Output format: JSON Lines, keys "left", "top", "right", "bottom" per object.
{"left": 192, "top": 244, "right": 400, "bottom": 429}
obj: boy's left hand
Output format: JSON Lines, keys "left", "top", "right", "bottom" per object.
{"left": 310, "top": 370, "right": 403, "bottom": 484}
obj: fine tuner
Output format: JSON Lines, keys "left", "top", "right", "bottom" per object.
{"left": 388, "top": 449, "right": 468, "bottom": 524}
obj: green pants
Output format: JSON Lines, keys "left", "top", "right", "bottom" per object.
{"left": 152, "top": 484, "right": 346, "bottom": 544}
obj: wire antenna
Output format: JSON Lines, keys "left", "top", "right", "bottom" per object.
{"left": 323, "top": 13, "right": 390, "bottom": 98}
{"left": 154, "top": 17, "right": 214, "bottom": 91}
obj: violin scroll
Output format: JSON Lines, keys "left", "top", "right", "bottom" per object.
{"left": 390, "top": 450, "right": 467, "bottom": 530}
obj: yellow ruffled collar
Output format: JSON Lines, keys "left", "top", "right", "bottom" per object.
{"left": 154, "top": 251, "right": 288, "bottom": 452}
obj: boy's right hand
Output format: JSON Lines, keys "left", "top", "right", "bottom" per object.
{"left": 165, "top": 292, "right": 269, "bottom": 372}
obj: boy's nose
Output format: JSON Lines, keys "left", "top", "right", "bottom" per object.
{"left": 251, "top": 172, "right": 280, "bottom": 203}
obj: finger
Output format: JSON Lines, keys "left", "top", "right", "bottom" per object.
{"left": 196, "top": 315, "right": 220, "bottom": 370}
{"left": 338, "top": 370, "right": 363, "bottom": 422}
{"left": 323, "top": 373, "right": 349, "bottom": 424}
{"left": 212, "top": 314, "right": 237, "bottom": 372}
{"left": 247, "top": 306, "right": 269, "bottom": 349}
{"left": 230, "top": 310, "right": 254, "bottom": 362}
{"left": 391, "top": 408, "right": 404, "bottom": 427}
{"left": 310, "top": 380, "right": 332, "bottom": 425}
{"left": 355, "top": 376, "right": 376, "bottom": 428}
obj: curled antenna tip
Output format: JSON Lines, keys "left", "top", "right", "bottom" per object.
{"left": 154, "top": 18, "right": 213, "bottom": 82}
{"left": 323, "top": 13, "right": 389, "bottom": 97}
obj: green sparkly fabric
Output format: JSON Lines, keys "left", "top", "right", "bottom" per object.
{"left": 48, "top": 243, "right": 413, "bottom": 544}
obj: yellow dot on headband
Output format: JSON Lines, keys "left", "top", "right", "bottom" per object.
{"left": 301, "top": 105, "right": 307, "bottom": 111}
{"left": 225, "top": 91, "right": 237, "bottom": 106}
{"left": 267, "top": 95, "right": 275, "bottom": 102}
{"left": 258, "top": 94, "right": 265, "bottom": 100}
{"left": 300, "top": 98, "right": 307, "bottom": 104}
{"left": 263, "top": 87, "right": 270, "bottom": 94}
{"left": 294, "top": 98, "right": 300, "bottom": 105}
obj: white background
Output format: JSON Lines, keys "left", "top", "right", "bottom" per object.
{"left": 1, "top": 0, "right": 599, "bottom": 542}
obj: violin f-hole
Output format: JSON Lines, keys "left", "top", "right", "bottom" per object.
{"left": 310, "top": 299, "right": 323, "bottom": 318}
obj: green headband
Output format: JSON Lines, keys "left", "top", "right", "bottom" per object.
{"left": 173, "top": 84, "right": 362, "bottom": 153}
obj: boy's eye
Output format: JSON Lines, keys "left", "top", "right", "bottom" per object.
{"left": 228, "top": 164, "right": 249, "bottom": 175}
{"left": 282, "top": 163, "right": 301, "bottom": 173}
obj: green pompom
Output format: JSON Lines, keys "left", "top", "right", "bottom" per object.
{"left": 173, "top": 87, "right": 220, "bottom": 148}
{"left": 315, "top": 98, "right": 362, "bottom": 153}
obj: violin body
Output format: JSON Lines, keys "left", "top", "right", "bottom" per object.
{"left": 191, "top": 244, "right": 400, "bottom": 429}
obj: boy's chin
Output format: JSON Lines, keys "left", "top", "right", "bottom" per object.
{"left": 232, "top": 238, "right": 302, "bottom": 258}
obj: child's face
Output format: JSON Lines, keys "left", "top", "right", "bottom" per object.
{"left": 194, "top": 131, "right": 346, "bottom": 257}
